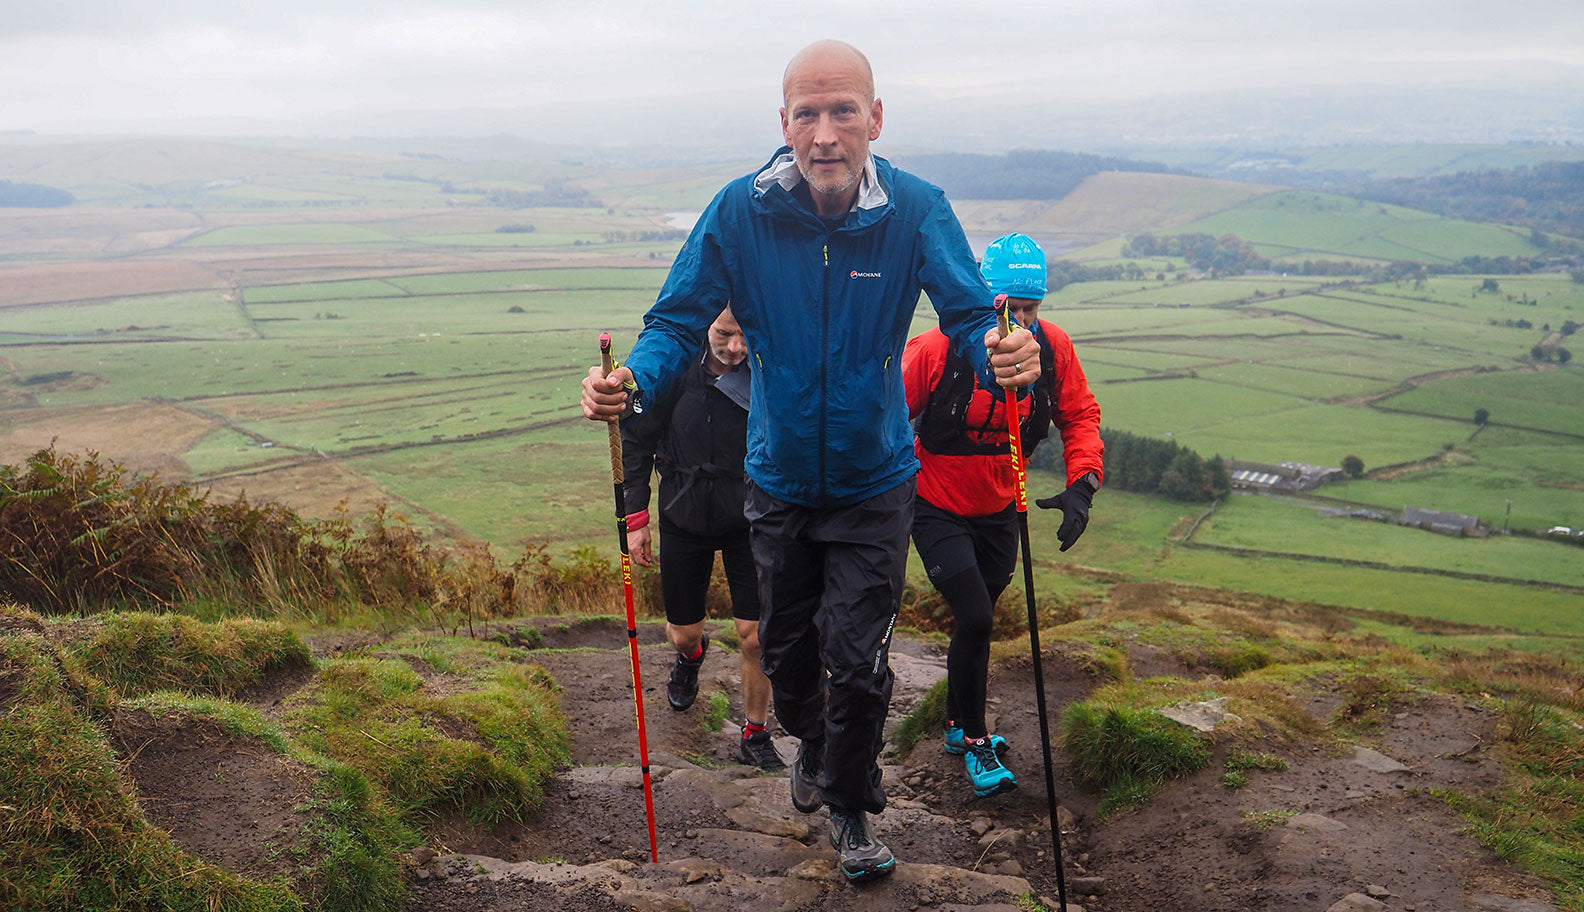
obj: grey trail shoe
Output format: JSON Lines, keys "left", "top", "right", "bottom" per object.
{"left": 665, "top": 635, "right": 708, "bottom": 711}
{"left": 789, "top": 738, "right": 824, "bottom": 813}
{"left": 738, "top": 728, "right": 787, "bottom": 772}
{"left": 827, "top": 807, "right": 896, "bottom": 881}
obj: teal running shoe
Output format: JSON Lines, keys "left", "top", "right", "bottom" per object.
{"left": 944, "top": 726, "right": 1007, "bottom": 757}
{"left": 964, "top": 737, "right": 1018, "bottom": 798}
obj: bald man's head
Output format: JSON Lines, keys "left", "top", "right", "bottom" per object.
{"left": 782, "top": 40, "right": 875, "bottom": 105}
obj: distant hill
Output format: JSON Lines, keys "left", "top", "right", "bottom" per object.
{"left": 1160, "top": 146, "right": 1584, "bottom": 243}
{"left": 896, "top": 149, "right": 1173, "bottom": 201}
{"left": 0, "top": 180, "right": 72, "bottom": 207}
{"left": 950, "top": 171, "right": 1277, "bottom": 253}
{"left": 1353, "top": 162, "right": 1584, "bottom": 242}
{"left": 1166, "top": 189, "right": 1547, "bottom": 265}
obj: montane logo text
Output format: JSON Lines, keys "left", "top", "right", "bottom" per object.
{"left": 850, "top": 270, "right": 882, "bottom": 278}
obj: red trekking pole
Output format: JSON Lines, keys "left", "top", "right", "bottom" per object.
{"left": 600, "top": 332, "right": 659, "bottom": 863}
{"left": 995, "top": 297, "right": 1068, "bottom": 907}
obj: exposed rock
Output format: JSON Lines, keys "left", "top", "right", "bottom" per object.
{"left": 1326, "top": 893, "right": 1386, "bottom": 912}
{"left": 1365, "top": 884, "right": 1391, "bottom": 898}
{"left": 1159, "top": 696, "right": 1242, "bottom": 732}
{"left": 1350, "top": 746, "right": 1412, "bottom": 774}
{"left": 612, "top": 888, "right": 694, "bottom": 912}
{"left": 1285, "top": 813, "right": 1350, "bottom": 833}
{"left": 1069, "top": 875, "right": 1106, "bottom": 894}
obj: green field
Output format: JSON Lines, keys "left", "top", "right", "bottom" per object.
{"left": 1170, "top": 190, "right": 1545, "bottom": 263}
{"left": 5, "top": 139, "right": 1584, "bottom": 649}
{"left": 1383, "top": 366, "right": 1584, "bottom": 436}
{"left": 1194, "top": 495, "right": 1584, "bottom": 589}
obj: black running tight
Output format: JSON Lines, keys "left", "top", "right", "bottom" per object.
{"left": 937, "top": 566, "right": 1008, "bottom": 739}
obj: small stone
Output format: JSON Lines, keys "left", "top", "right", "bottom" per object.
{"left": 999, "top": 860, "right": 1023, "bottom": 876}
{"left": 1346, "top": 790, "right": 1366, "bottom": 799}
{"left": 411, "top": 847, "right": 437, "bottom": 865}
{"left": 1366, "top": 885, "right": 1391, "bottom": 899}
{"left": 684, "top": 829, "right": 698, "bottom": 839}
{"left": 597, "top": 834, "right": 613, "bottom": 845}
{"left": 1326, "top": 893, "right": 1385, "bottom": 912}
{"left": 970, "top": 818, "right": 994, "bottom": 837}
{"left": 1078, "top": 852, "right": 1090, "bottom": 864}
{"left": 1070, "top": 876, "right": 1106, "bottom": 895}
{"left": 1351, "top": 746, "right": 1411, "bottom": 774}
{"left": 415, "top": 869, "right": 431, "bottom": 881}
{"left": 568, "top": 791, "right": 581, "bottom": 800}
{"left": 684, "top": 869, "right": 708, "bottom": 884}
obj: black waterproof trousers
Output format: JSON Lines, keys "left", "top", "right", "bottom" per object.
{"left": 746, "top": 478, "right": 914, "bottom": 814}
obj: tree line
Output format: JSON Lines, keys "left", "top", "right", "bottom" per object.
{"left": 1123, "top": 231, "right": 1579, "bottom": 281}
{"left": 1354, "top": 162, "right": 1584, "bottom": 242}
{"left": 1030, "top": 427, "right": 1230, "bottom": 503}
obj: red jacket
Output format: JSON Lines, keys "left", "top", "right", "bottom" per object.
{"left": 903, "top": 319, "right": 1103, "bottom": 517}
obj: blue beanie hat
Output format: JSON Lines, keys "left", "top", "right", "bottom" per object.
{"left": 980, "top": 232, "right": 1047, "bottom": 299}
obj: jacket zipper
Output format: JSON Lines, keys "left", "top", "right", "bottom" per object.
{"left": 819, "top": 238, "right": 830, "bottom": 504}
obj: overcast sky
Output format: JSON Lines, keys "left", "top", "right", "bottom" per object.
{"left": 4, "top": 0, "right": 1583, "bottom": 144}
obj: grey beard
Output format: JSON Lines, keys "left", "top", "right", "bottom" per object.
{"left": 798, "top": 162, "right": 859, "bottom": 198}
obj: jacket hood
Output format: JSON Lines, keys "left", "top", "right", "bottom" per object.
{"left": 751, "top": 147, "right": 892, "bottom": 230}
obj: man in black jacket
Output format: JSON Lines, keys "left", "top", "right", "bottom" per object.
{"left": 622, "top": 307, "right": 783, "bottom": 771}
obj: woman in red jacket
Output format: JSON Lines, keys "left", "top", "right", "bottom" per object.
{"left": 902, "top": 232, "right": 1104, "bottom": 797}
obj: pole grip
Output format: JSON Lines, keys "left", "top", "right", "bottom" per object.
{"left": 601, "top": 333, "right": 623, "bottom": 488}
{"left": 994, "top": 293, "right": 1011, "bottom": 339}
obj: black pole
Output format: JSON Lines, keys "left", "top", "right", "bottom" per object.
{"left": 995, "top": 297, "right": 1067, "bottom": 909}
{"left": 1017, "top": 510, "right": 1067, "bottom": 908}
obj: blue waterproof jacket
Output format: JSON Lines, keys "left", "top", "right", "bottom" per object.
{"left": 622, "top": 147, "right": 1001, "bottom": 508}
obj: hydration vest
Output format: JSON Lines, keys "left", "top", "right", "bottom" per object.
{"left": 916, "top": 331, "right": 1055, "bottom": 458}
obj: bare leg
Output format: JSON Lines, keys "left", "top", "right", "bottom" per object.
{"left": 668, "top": 620, "right": 706, "bottom": 656}
{"left": 736, "top": 617, "right": 771, "bottom": 724}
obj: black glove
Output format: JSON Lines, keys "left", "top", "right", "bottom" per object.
{"left": 1035, "top": 473, "right": 1098, "bottom": 552}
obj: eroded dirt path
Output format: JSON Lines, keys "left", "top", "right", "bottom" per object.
{"left": 113, "top": 613, "right": 1566, "bottom": 912}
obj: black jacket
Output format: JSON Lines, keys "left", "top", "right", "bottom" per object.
{"left": 622, "top": 350, "right": 750, "bottom": 537}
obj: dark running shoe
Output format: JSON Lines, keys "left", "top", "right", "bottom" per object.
{"left": 665, "top": 635, "right": 708, "bottom": 711}
{"left": 790, "top": 738, "right": 824, "bottom": 813}
{"left": 827, "top": 807, "right": 896, "bottom": 881}
{"left": 738, "top": 728, "right": 787, "bottom": 772}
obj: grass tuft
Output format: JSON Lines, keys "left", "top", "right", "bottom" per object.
{"left": 893, "top": 677, "right": 949, "bottom": 757}
{"left": 285, "top": 639, "right": 570, "bottom": 824}
{"left": 1061, "top": 701, "right": 1211, "bottom": 817}
{"left": 60, "top": 611, "right": 311, "bottom": 698}
{"left": 702, "top": 691, "right": 731, "bottom": 734}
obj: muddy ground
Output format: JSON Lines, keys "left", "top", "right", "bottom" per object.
{"left": 116, "top": 615, "right": 1563, "bottom": 912}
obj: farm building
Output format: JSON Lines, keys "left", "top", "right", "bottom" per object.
{"left": 1227, "top": 460, "right": 1344, "bottom": 493}
{"left": 1401, "top": 506, "right": 1488, "bottom": 538}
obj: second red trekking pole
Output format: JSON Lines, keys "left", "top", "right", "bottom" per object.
{"left": 995, "top": 297, "right": 1068, "bottom": 908}
{"left": 600, "top": 332, "right": 660, "bottom": 863}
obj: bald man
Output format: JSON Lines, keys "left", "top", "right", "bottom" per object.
{"left": 583, "top": 39, "right": 1041, "bottom": 882}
